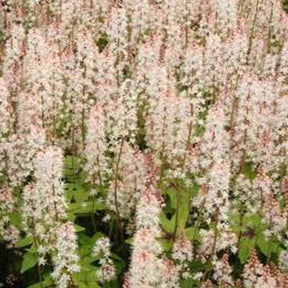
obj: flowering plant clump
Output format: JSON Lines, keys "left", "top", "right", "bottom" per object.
{"left": 1, "top": 0, "right": 288, "bottom": 287}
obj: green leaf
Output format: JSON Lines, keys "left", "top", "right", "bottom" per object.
{"left": 244, "top": 163, "right": 257, "bottom": 180}
{"left": 79, "top": 232, "right": 103, "bottom": 246}
{"left": 180, "top": 278, "right": 199, "bottom": 288}
{"left": 67, "top": 213, "right": 77, "bottom": 222}
{"left": 257, "top": 236, "right": 269, "bottom": 256}
{"left": 184, "top": 226, "right": 200, "bottom": 241}
{"left": 125, "top": 237, "right": 133, "bottom": 245}
{"left": 73, "top": 269, "right": 100, "bottom": 288}
{"left": 159, "top": 239, "right": 173, "bottom": 252}
{"left": 80, "top": 259, "right": 97, "bottom": 270}
{"left": 64, "top": 155, "right": 81, "bottom": 175}
{"left": 168, "top": 185, "right": 191, "bottom": 231}
{"left": 79, "top": 244, "right": 93, "bottom": 258}
{"left": 161, "top": 182, "right": 192, "bottom": 236}
{"left": 9, "top": 212, "right": 22, "bottom": 229}
{"left": 160, "top": 212, "right": 174, "bottom": 234}
{"left": 230, "top": 213, "right": 267, "bottom": 237}
{"left": 27, "top": 276, "right": 52, "bottom": 288}
{"left": 69, "top": 200, "right": 105, "bottom": 215}
{"left": 97, "top": 33, "right": 109, "bottom": 52}
{"left": 65, "top": 182, "right": 90, "bottom": 203}
{"left": 103, "top": 281, "right": 119, "bottom": 288}
{"left": 16, "top": 235, "right": 33, "bottom": 248}
{"left": 74, "top": 224, "right": 86, "bottom": 232}
{"left": 21, "top": 252, "right": 38, "bottom": 273}
{"left": 239, "top": 239, "right": 254, "bottom": 264}
{"left": 28, "top": 283, "right": 44, "bottom": 288}
{"left": 257, "top": 236, "right": 280, "bottom": 257}
{"left": 78, "top": 232, "right": 104, "bottom": 258}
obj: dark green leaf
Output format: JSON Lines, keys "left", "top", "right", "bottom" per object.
{"left": 69, "top": 200, "right": 105, "bottom": 215}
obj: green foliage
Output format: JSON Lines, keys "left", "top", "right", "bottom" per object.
{"left": 257, "top": 236, "right": 281, "bottom": 258}
{"left": 230, "top": 210, "right": 283, "bottom": 265}
{"left": 180, "top": 278, "right": 199, "bottom": 288}
{"left": 16, "top": 235, "right": 33, "bottom": 248}
{"left": 97, "top": 33, "right": 109, "bottom": 52}
{"left": 184, "top": 226, "right": 200, "bottom": 242}
{"left": 243, "top": 162, "right": 258, "bottom": 180}
{"left": 21, "top": 251, "right": 38, "bottom": 274}
{"left": 9, "top": 212, "right": 23, "bottom": 229}
{"left": 27, "top": 275, "right": 53, "bottom": 288}
{"left": 69, "top": 200, "right": 105, "bottom": 216}
{"left": 1, "top": 147, "right": 286, "bottom": 287}
{"left": 239, "top": 238, "right": 254, "bottom": 264}
{"left": 64, "top": 156, "right": 106, "bottom": 217}
{"left": 160, "top": 179, "right": 192, "bottom": 230}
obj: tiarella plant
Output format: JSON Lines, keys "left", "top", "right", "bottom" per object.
{"left": 1, "top": 1, "right": 288, "bottom": 288}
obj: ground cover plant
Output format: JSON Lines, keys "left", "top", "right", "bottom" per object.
{"left": 1, "top": 0, "right": 288, "bottom": 287}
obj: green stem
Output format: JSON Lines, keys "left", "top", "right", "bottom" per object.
{"left": 91, "top": 193, "right": 97, "bottom": 234}
{"left": 30, "top": 222, "right": 43, "bottom": 288}
{"left": 203, "top": 209, "right": 219, "bottom": 280}
{"left": 113, "top": 138, "right": 125, "bottom": 241}
{"left": 181, "top": 102, "right": 193, "bottom": 170}
{"left": 237, "top": 202, "right": 244, "bottom": 249}
{"left": 246, "top": 0, "right": 260, "bottom": 63}
{"left": 37, "top": 264, "right": 43, "bottom": 288}
{"left": 172, "top": 182, "right": 180, "bottom": 242}
{"left": 71, "top": 125, "right": 76, "bottom": 176}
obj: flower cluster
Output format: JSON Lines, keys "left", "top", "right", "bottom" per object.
{"left": 93, "top": 236, "right": 116, "bottom": 283}
{"left": 1, "top": 0, "right": 288, "bottom": 287}
{"left": 52, "top": 223, "right": 80, "bottom": 288}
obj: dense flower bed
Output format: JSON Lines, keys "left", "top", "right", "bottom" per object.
{"left": 1, "top": 1, "right": 288, "bottom": 287}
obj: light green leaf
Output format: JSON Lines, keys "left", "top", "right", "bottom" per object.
{"left": 9, "top": 212, "right": 22, "bottom": 229}
{"left": 184, "top": 226, "right": 200, "bottom": 241}
{"left": 125, "top": 237, "right": 133, "bottom": 245}
{"left": 16, "top": 235, "right": 33, "bottom": 248}
{"left": 239, "top": 239, "right": 254, "bottom": 264}
{"left": 257, "top": 236, "right": 280, "bottom": 257}
{"left": 73, "top": 270, "right": 100, "bottom": 288}
{"left": 65, "top": 182, "right": 90, "bottom": 203}
{"left": 180, "top": 278, "right": 199, "bottom": 288}
{"left": 80, "top": 261, "right": 96, "bottom": 272}
{"left": 21, "top": 252, "right": 38, "bottom": 274}
{"left": 159, "top": 239, "right": 173, "bottom": 252}
{"left": 160, "top": 211, "right": 174, "bottom": 234}
{"left": 74, "top": 224, "right": 86, "bottom": 232}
